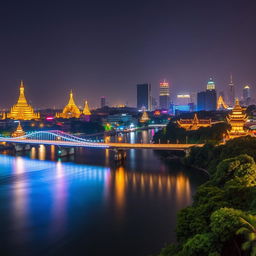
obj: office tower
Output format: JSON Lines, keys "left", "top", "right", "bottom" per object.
{"left": 197, "top": 91, "right": 206, "bottom": 111}
{"left": 100, "top": 96, "right": 106, "bottom": 108}
{"left": 243, "top": 85, "right": 251, "bottom": 105}
{"left": 137, "top": 83, "right": 151, "bottom": 110}
{"left": 228, "top": 74, "right": 235, "bottom": 106}
{"left": 205, "top": 78, "right": 217, "bottom": 111}
{"left": 197, "top": 78, "right": 217, "bottom": 111}
{"left": 159, "top": 80, "right": 170, "bottom": 109}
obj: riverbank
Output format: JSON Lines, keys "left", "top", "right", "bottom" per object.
{"left": 157, "top": 136, "right": 256, "bottom": 256}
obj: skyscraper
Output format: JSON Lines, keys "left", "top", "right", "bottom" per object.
{"left": 100, "top": 96, "right": 106, "bottom": 108}
{"left": 159, "top": 80, "right": 170, "bottom": 109}
{"left": 137, "top": 83, "right": 151, "bottom": 110}
{"left": 205, "top": 78, "right": 217, "bottom": 111}
{"left": 228, "top": 74, "right": 235, "bottom": 107}
{"left": 197, "top": 78, "right": 217, "bottom": 111}
{"left": 243, "top": 85, "right": 251, "bottom": 106}
{"left": 197, "top": 91, "right": 206, "bottom": 111}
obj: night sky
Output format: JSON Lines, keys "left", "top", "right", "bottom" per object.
{"left": 0, "top": 0, "right": 256, "bottom": 109}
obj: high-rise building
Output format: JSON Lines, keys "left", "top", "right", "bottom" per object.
{"left": 159, "top": 80, "right": 170, "bottom": 109}
{"left": 205, "top": 78, "right": 217, "bottom": 111}
{"left": 100, "top": 96, "right": 106, "bottom": 108}
{"left": 228, "top": 74, "right": 235, "bottom": 106}
{"left": 137, "top": 83, "right": 151, "bottom": 110}
{"left": 197, "top": 78, "right": 217, "bottom": 111}
{"left": 197, "top": 91, "right": 206, "bottom": 111}
{"left": 243, "top": 85, "right": 251, "bottom": 105}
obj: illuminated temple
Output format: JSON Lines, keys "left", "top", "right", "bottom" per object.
{"left": 56, "top": 90, "right": 81, "bottom": 118}
{"left": 177, "top": 113, "right": 212, "bottom": 130}
{"left": 7, "top": 81, "right": 40, "bottom": 120}
{"left": 227, "top": 98, "right": 248, "bottom": 139}
{"left": 12, "top": 122, "right": 26, "bottom": 137}
{"left": 140, "top": 110, "right": 150, "bottom": 123}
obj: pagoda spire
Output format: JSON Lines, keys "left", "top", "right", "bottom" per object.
{"left": 57, "top": 90, "right": 81, "bottom": 118}
{"left": 7, "top": 81, "right": 39, "bottom": 120}
{"left": 83, "top": 100, "right": 91, "bottom": 115}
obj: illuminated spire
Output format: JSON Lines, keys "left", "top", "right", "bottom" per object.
{"left": 7, "top": 81, "right": 40, "bottom": 120}
{"left": 12, "top": 122, "right": 26, "bottom": 137}
{"left": 83, "top": 100, "right": 91, "bottom": 115}
{"left": 140, "top": 110, "right": 150, "bottom": 123}
{"left": 57, "top": 90, "right": 81, "bottom": 118}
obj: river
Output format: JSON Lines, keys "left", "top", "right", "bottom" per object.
{"left": 0, "top": 129, "right": 206, "bottom": 256}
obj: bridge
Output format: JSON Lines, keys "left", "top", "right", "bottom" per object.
{"left": 0, "top": 130, "right": 203, "bottom": 152}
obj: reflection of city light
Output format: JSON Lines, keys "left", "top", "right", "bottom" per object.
{"left": 50, "top": 145, "right": 55, "bottom": 160}
{"left": 39, "top": 145, "right": 46, "bottom": 160}
{"left": 115, "top": 167, "right": 125, "bottom": 216}
{"left": 15, "top": 157, "right": 25, "bottom": 174}
{"left": 30, "top": 147, "right": 36, "bottom": 159}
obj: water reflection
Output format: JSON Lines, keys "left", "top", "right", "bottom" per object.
{"left": 38, "top": 145, "right": 46, "bottom": 160}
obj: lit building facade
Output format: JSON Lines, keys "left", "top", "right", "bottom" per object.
{"left": 56, "top": 90, "right": 81, "bottom": 118}
{"left": 177, "top": 113, "right": 212, "bottom": 130}
{"left": 243, "top": 85, "right": 251, "bottom": 106}
{"left": 7, "top": 81, "right": 40, "bottom": 120}
{"left": 159, "top": 80, "right": 170, "bottom": 109}
{"left": 227, "top": 98, "right": 248, "bottom": 139}
{"left": 137, "top": 83, "right": 151, "bottom": 110}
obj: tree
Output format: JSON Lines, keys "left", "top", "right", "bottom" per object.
{"left": 236, "top": 214, "right": 256, "bottom": 256}
{"left": 181, "top": 233, "right": 218, "bottom": 256}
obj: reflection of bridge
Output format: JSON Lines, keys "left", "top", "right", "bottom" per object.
{"left": 0, "top": 130, "right": 203, "bottom": 152}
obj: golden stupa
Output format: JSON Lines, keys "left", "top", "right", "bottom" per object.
{"left": 56, "top": 90, "right": 81, "bottom": 118}
{"left": 83, "top": 101, "right": 91, "bottom": 116}
{"left": 12, "top": 122, "right": 26, "bottom": 137}
{"left": 7, "top": 81, "right": 40, "bottom": 120}
{"left": 140, "top": 110, "right": 150, "bottom": 123}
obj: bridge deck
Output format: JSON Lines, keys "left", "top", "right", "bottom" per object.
{"left": 1, "top": 138, "right": 203, "bottom": 150}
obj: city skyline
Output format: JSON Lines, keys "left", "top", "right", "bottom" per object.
{"left": 0, "top": 0, "right": 255, "bottom": 108}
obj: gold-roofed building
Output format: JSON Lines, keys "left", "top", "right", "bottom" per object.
{"left": 12, "top": 122, "right": 26, "bottom": 137}
{"left": 140, "top": 110, "right": 150, "bottom": 123}
{"left": 56, "top": 90, "right": 81, "bottom": 118}
{"left": 7, "top": 81, "right": 40, "bottom": 120}
{"left": 83, "top": 100, "right": 91, "bottom": 116}
{"left": 217, "top": 95, "right": 228, "bottom": 110}
{"left": 227, "top": 98, "right": 248, "bottom": 139}
{"left": 177, "top": 113, "right": 212, "bottom": 130}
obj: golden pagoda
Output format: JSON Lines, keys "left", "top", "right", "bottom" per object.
{"left": 83, "top": 101, "right": 91, "bottom": 116}
{"left": 227, "top": 98, "right": 248, "bottom": 139}
{"left": 217, "top": 95, "right": 228, "bottom": 110}
{"left": 56, "top": 90, "right": 81, "bottom": 118}
{"left": 177, "top": 113, "right": 212, "bottom": 130}
{"left": 140, "top": 110, "right": 150, "bottom": 123}
{"left": 12, "top": 122, "right": 26, "bottom": 137}
{"left": 7, "top": 81, "right": 40, "bottom": 120}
